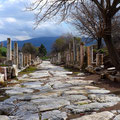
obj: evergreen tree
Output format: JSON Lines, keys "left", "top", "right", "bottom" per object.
{"left": 39, "top": 44, "right": 47, "bottom": 57}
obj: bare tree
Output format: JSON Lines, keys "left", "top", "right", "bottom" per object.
{"left": 70, "top": 2, "right": 104, "bottom": 49}
{"left": 27, "top": 0, "right": 120, "bottom": 71}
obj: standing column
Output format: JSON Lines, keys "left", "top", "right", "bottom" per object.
{"left": 13, "top": 42, "right": 18, "bottom": 67}
{"left": 19, "top": 52, "right": 23, "bottom": 68}
{"left": 96, "top": 53, "right": 104, "bottom": 66}
{"left": 73, "top": 38, "right": 76, "bottom": 63}
{"left": 23, "top": 54, "right": 26, "bottom": 67}
{"left": 87, "top": 46, "right": 93, "bottom": 66}
{"left": 28, "top": 54, "right": 32, "bottom": 65}
{"left": 7, "top": 38, "right": 12, "bottom": 61}
{"left": 76, "top": 45, "right": 80, "bottom": 63}
{"left": 69, "top": 42, "right": 72, "bottom": 64}
{"left": 26, "top": 55, "right": 29, "bottom": 66}
{"left": 80, "top": 43, "right": 85, "bottom": 67}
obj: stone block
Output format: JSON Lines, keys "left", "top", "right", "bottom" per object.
{"left": 12, "top": 65, "right": 18, "bottom": 77}
{"left": 5, "top": 60, "right": 13, "bottom": 66}
{"left": 108, "top": 75, "right": 115, "bottom": 82}
{"left": 0, "top": 67, "right": 7, "bottom": 80}
{"left": 0, "top": 73, "right": 4, "bottom": 84}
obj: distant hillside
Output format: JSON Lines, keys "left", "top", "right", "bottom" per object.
{"left": 0, "top": 37, "right": 58, "bottom": 53}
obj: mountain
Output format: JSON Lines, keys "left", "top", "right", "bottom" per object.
{"left": 0, "top": 37, "right": 58, "bottom": 53}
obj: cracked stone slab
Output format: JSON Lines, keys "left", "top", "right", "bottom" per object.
{"left": 5, "top": 87, "right": 34, "bottom": 95}
{"left": 72, "top": 111, "right": 114, "bottom": 120}
{"left": 21, "top": 82, "right": 43, "bottom": 88}
{"left": 63, "top": 90, "right": 87, "bottom": 95}
{"left": 88, "top": 89, "right": 110, "bottom": 94}
{"left": 61, "top": 95, "right": 88, "bottom": 102}
{"left": 114, "top": 114, "right": 120, "bottom": 120}
{"left": 66, "top": 102, "right": 118, "bottom": 114}
{"left": 88, "top": 94, "right": 120, "bottom": 103}
{"left": 41, "top": 110, "right": 67, "bottom": 120}
{"left": 31, "top": 98, "right": 70, "bottom": 112}
{"left": 0, "top": 115, "right": 10, "bottom": 120}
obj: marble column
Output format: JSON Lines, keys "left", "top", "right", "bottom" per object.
{"left": 96, "top": 53, "right": 104, "bottom": 66}
{"left": 76, "top": 45, "right": 80, "bottom": 63}
{"left": 19, "top": 52, "right": 23, "bottom": 68}
{"left": 58, "top": 52, "right": 61, "bottom": 64}
{"left": 69, "top": 42, "right": 72, "bottom": 64}
{"left": 87, "top": 46, "right": 93, "bottom": 66}
{"left": 7, "top": 38, "right": 12, "bottom": 61}
{"left": 28, "top": 54, "right": 32, "bottom": 65}
{"left": 80, "top": 43, "right": 85, "bottom": 67}
{"left": 73, "top": 39, "right": 76, "bottom": 63}
{"left": 13, "top": 42, "right": 18, "bottom": 67}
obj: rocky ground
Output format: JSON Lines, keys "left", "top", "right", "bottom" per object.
{"left": 0, "top": 61, "right": 120, "bottom": 120}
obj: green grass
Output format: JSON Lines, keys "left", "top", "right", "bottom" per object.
{"left": 40, "top": 56, "right": 50, "bottom": 60}
{"left": 19, "top": 66, "right": 37, "bottom": 75}
{"left": 0, "top": 47, "right": 7, "bottom": 57}
{"left": 0, "top": 64, "right": 9, "bottom": 67}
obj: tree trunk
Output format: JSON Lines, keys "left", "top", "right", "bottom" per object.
{"left": 104, "top": 16, "right": 120, "bottom": 71}
{"left": 97, "top": 38, "right": 102, "bottom": 50}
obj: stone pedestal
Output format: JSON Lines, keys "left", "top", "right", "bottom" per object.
{"left": 96, "top": 53, "right": 104, "bottom": 66}
{"left": 13, "top": 42, "right": 18, "bottom": 67}
{"left": 7, "top": 38, "right": 12, "bottom": 61}
{"left": 19, "top": 52, "right": 23, "bottom": 69}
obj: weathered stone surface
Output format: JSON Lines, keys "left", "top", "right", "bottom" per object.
{"left": 88, "top": 94, "right": 120, "bottom": 103}
{"left": 32, "top": 98, "right": 70, "bottom": 112}
{"left": 41, "top": 110, "right": 67, "bottom": 120}
{"left": 29, "top": 71, "right": 50, "bottom": 78}
{"left": 66, "top": 102, "right": 117, "bottom": 113}
{"left": 0, "top": 73, "right": 4, "bottom": 84}
{"left": 74, "top": 100, "right": 91, "bottom": 105}
{"left": 62, "top": 95, "right": 87, "bottom": 102}
{"left": 0, "top": 103, "right": 15, "bottom": 115}
{"left": 21, "top": 82, "right": 43, "bottom": 88}
{"left": 0, "top": 115, "right": 10, "bottom": 120}
{"left": 52, "top": 81, "right": 71, "bottom": 89}
{"left": 85, "top": 86, "right": 100, "bottom": 90}
{"left": 114, "top": 114, "right": 120, "bottom": 120}
{"left": 107, "top": 67, "right": 116, "bottom": 71}
{"left": 72, "top": 111, "right": 114, "bottom": 120}
{"left": 88, "top": 89, "right": 110, "bottom": 94}
{"left": 64, "top": 90, "right": 87, "bottom": 95}
{"left": 5, "top": 87, "right": 33, "bottom": 95}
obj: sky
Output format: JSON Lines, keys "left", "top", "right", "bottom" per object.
{"left": 0, "top": 0, "right": 74, "bottom": 41}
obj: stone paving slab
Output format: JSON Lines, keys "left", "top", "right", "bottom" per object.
{"left": 72, "top": 111, "right": 114, "bottom": 120}
{"left": 0, "top": 61, "right": 120, "bottom": 120}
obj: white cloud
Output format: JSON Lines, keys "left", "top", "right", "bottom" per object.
{"left": 0, "top": 0, "right": 74, "bottom": 41}
{"left": 0, "top": 34, "right": 11, "bottom": 41}
{"left": 5, "top": 17, "right": 17, "bottom": 23}
{"left": 13, "top": 35, "right": 31, "bottom": 41}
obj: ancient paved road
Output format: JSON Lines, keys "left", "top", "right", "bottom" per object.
{"left": 0, "top": 61, "right": 120, "bottom": 120}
